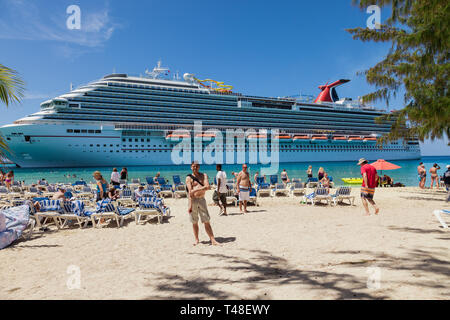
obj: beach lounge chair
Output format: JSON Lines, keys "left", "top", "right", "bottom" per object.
{"left": 226, "top": 189, "right": 238, "bottom": 206}
{"left": 135, "top": 197, "right": 170, "bottom": 224}
{"left": 248, "top": 188, "right": 258, "bottom": 206}
{"left": 156, "top": 177, "right": 167, "bottom": 185}
{"left": 24, "top": 187, "right": 40, "bottom": 200}
{"left": 331, "top": 187, "right": 355, "bottom": 206}
{"left": 269, "top": 175, "right": 278, "bottom": 186}
{"left": 0, "top": 187, "right": 8, "bottom": 200}
{"left": 117, "top": 188, "right": 135, "bottom": 207}
{"left": 433, "top": 209, "right": 449, "bottom": 229}
{"left": 256, "top": 176, "right": 265, "bottom": 185}
{"left": 273, "top": 183, "right": 289, "bottom": 197}
{"left": 257, "top": 183, "right": 271, "bottom": 197}
{"left": 145, "top": 177, "right": 156, "bottom": 185}
{"left": 303, "top": 187, "right": 331, "bottom": 206}
{"left": 90, "top": 199, "right": 135, "bottom": 228}
{"left": 119, "top": 179, "right": 127, "bottom": 186}
{"left": 307, "top": 178, "right": 319, "bottom": 188}
{"left": 34, "top": 199, "right": 64, "bottom": 230}
{"left": 131, "top": 178, "right": 141, "bottom": 184}
{"left": 159, "top": 184, "right": 173, "bottom": 198}
{"left": 290, "top": 182, "right": 306, "bottom": 197}
{"left": 174, "top": 184, "right": 187, "bottom": 198}
{"left": 173, "top": 175, "right": 183, "bottom": 186}
{"left": 58, "top": 200, "right": 91, "bottom": 229}
{"left": 42, "top": 185, "right": 57, "bottom": 198}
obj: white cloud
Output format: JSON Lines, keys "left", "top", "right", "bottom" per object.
{"left": 0, "top": 0, "right": 117, "bottom": 47}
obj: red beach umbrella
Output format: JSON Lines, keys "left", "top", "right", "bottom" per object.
{"left": 370, "top": 159, "right": 401, "bottom": 171}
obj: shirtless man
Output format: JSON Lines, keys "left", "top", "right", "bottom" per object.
{"left": 417, "top": 162, "right": 426, "bottom": 189}
{"left": 429, "top": 163, "right": 441, "bottom": 189}
{"left": 237, "top": 164, "right": 252, "bottom": 214}
{"left": 186, "top": 161, "right": 219, "bottom": 246}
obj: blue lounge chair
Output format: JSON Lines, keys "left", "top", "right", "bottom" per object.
{"left": 159, "top": 184, "right": 173, "bottom": 198}
{"left": 270, "top": 175, "right": 278, "bottom": 186}
{"left": 157, "top": 177, "right": 166, "bottom": 185}
{"left": 273, "top": 183, "right": 289, "bottom": 197}
{"left": 256, "top": 176, "right": 265, "bottom": 185}
{"left": 145, "top": 177, "right": 155, "bottom": 185}
{"left": 173, "top": 175, "right": 183, "bottom": 186}
{"left": 257, "top": 183, "right": 271, "bottom": 197}
{"left": 90, "top": 199, "right": 135, "bottom": 228}
{"left": 307, "top": 177, "right": 319, "bottom": 188}
{"left": 290, "top": 182, "right": 305, "bottom": 196}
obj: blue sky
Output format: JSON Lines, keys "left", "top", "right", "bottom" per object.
{"left": 0, "top": 0, "right": 448, "bottom": 156}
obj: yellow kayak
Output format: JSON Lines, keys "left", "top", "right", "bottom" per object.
{"left": 342, "top": 178, "right": 363, "bottom": 184}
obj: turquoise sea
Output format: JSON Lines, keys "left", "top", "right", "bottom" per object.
{"left": 2, "top": 156, "right": 449, "bottom": 187}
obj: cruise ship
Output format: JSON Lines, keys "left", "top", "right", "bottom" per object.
{"left": 0, "top": 61, "right": 421, "bottom": 168}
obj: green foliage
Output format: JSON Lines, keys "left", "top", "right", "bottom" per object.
{"left": 0, "top": 64, "right": 25, "bottom": 160}
{"left": 347, "top": 0, "right": 449, "bottom": 144}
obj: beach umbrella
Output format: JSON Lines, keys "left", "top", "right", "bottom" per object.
{"left": 370, "top": 159, "right": 401, "bottom": 171}
{"left": 370, "top": 159, "right": 401, "bottom": 179}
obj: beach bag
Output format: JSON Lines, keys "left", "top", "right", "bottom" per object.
{"left": 0, "top": 205, "right": 30, "bottom": 250}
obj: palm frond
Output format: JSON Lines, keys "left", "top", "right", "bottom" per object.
{"left": 0, "top": 64, "right": 25, "bottom": 107}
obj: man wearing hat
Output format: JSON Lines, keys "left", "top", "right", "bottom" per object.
{"left": 357, "top": 158, "right": 380, "bottom": 215}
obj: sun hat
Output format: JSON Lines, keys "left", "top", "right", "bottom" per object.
{"left": 357, "top": 158, "right": 368, "bottom": 165}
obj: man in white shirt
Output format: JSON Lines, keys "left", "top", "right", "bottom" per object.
{"left": 215, "top": 164, "right": 228, "bottom": 216}
{"left": 110, "top": 168, "right": 120, "bottom": 187}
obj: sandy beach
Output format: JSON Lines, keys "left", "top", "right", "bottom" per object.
{"left": 1, "top": 187, "right": 449, "bottom": 300}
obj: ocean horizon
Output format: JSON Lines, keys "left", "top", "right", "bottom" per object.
{"left": 2, "top": 155, "right": 449, "bottom": 187}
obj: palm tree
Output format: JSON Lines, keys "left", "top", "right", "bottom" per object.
{"left": 0, "top": 64, "right": 25, "bottom": 161}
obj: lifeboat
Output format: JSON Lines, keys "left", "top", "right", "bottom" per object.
{"left": 273, "top": 134, "right": 292, "bottom": 142}
{"left": 166, "top": 133, "right": 190, "bottom": 141}
{"left": 194, "top": 132, "right": 217, "bottom": 141}
{"left": 293, "top": 135, "right": 310, "bottom": 143}
{"left": 311, "top": 135, "right": 328, "bottom": 143}
{"left": 363, "top": 136, "right": 377, "bottom": 144}
{"left": 348, "top": 136, "right": 363, "bottom": 143}
{"left": 332, "top": 136, "right": 348, "bottom": 143}
{"left": 247, "top": 134, "right": 267, "bottom": 141}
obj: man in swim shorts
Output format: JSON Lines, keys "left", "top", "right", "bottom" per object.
{"left": 186, "top": 161, "right": 220, "bottom": 246}
{"left": 358, "top": 158, "right": 380, "bottom": 216}
{"left": 237, "top": 164, "right": 252, "bottom": 214}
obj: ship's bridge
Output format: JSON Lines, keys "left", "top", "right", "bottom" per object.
{"left": 40, "top": 97, "right": 68, "bottom": 110}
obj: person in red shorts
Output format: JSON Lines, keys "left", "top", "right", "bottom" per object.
{"left": 357, "top": 158, "right": 380, "bottom": 216}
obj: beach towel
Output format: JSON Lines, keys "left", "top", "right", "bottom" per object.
{"left": 0, "top": 205, "right": 30, "bottom": 250}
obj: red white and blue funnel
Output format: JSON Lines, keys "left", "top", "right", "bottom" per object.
{"left": 314, "top": 79, "right": 350, "bottom": 103}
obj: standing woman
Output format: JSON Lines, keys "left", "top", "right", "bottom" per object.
{"left": 120, "top": 167, "right": 128, "bottom": 181}
{"left": 110, "top": 168, "right": 120, "bottom": 187}
{"left": 306, "top": 166, "right": 313, "bottom": 179}
{"left": 93, "top": 171, "right": 108, "bottom": 201}
{"left": 5, "top": 171, "right": 14, "bottom": 190}
{"left": 429, "top": 163, "right": 441, "bottom": 189}
{"left": 317, "top": 167, "right": 325, "bottom": 181}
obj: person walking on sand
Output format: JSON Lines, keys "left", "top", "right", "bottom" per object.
{"left": 93, "top": 171, "right": 109, "bottom": 201}
{"left": 417, "top": 162, "right": 426, "bottom": 189}
{"left": 186, "top": 161, "right": 220, "bottom": 246}
{"left": 4, "top": 171, "right": 14, "bottom": 190}
{"left": 110, "top": 168, "right": 120, "bottom": 187}
{"left": 237, "top": 164, "right": 252, "bottom": 214}
{"left": 358, "top": 158, "right": 379, "bottom": 216}
{"left": 215, "top": 164, "right": 228, "bottom": 216}
{"left": 120, "top": 167, "right": 128, "bottom": 181}
{"left": 429, "top": 163, "right": 441, "bottom": 189}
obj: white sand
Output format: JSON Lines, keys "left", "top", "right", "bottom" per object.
{"left": 0, "top": 187, "right": 449, "bottom": 300}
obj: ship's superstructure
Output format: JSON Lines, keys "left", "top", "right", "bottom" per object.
{"left": 0, "top": 61, "right": 420, "bottom": 168}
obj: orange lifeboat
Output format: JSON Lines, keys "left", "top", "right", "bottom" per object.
{"left": 274, "top": 134, "right": 292, "bottom": 142}
{"left": 293, "top": 135, "right": 310, "bottom": 142}
{"left": 332, "top": 135, "right": 348, "bottom": 142}
{"left": 166, "top": 133, "right": 190, "bottom": 141}
{"left": 311, "top": 135, "right": 328, "bottom": 143}
{"left": 348, "top": 136, "right": 363, "bottom": 142}
{"left": 363, "top": 136, "right": 377, "bottom": 143}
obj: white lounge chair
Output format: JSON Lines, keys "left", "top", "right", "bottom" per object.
{"left": 304, "top": 187, "right": 331, "bottom": 206}
{"left": 433, "top": 209, "right": 449, "bottom": 229}
{"left": 174, "top": 184, "right": 187, "bottom": 198}
{"left": 34, "top": 200, "right": 63, "bottom": 230}
{"left": 257, "top": 183, "right": 271, "bottom": 197}
{"left": 135, "top": 197, "right": 169, "bottom": 224}
{"left": 90, "top": 201, "right": 134, "bottom": 228}
{"left": 290, "top": 182, "right": 306, "bottom": 197}
{"left": 226, "top": 189, "right": 238, "bottom": 206}
{"left": 159, "top": 185, "right": 173, "bottom": 198}
{"left": 273, "top": 183, "right": 289, "bottom": 197}
{"left": 58, "top": 201, "right": 91, "bottom": 229}
{"left": 331, "top": 187, "right": 355, "bottom": 206}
